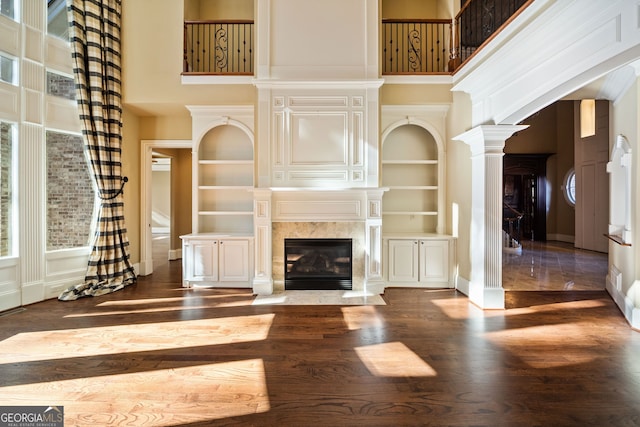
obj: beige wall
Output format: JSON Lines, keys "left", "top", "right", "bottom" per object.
{"left": 121, "top": 0, "right": 256, "bottom": 117}
{"left": 380, "top": 84, "right": 453, "bottom": 105}
{"left": 446, "top": 90, "right": 472, "bottom": 280}
{"left": 382, "top": 0, "right": 438, "bottom": 18}
{"left": 152, "top": 170, "right": 171, "bottom": 228}
{"left": 554, "top": 102, "right": 576, "bottom": 239}
{"left": 122, "top": 107, "right": 141, "bottom": 264}
{"left": 611, "top": 79, "right": 639, "bottom": 297}
{"left": 197, "top": 0, "right": 254, "bottom": 19}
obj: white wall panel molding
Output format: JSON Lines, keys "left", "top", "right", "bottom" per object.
{"left": 288, "top": 96, "right": 348, "bottom": 107}
{"left": 23, "top": 89, "right": 42, "bottom": 124}
{"left": 46, "top": 37, "right": 74, "bottom": 74}
{"left": 0, "top": 17, "right": 20, "bottom": 55}
{"left": 268, "top": 91, "right": 372, "bottom": 187}
{"left": 44, "top": 247, "right": 91, "bottom": 300}
{"left": 351, "top": 111, "right": 364, "bottom": 167}
{"left": 0, "top": 83, "right": 19, "bottom": 120}
{"left": 22, "top": 0, "right": 44, "bottom": 30}
{"left": 0, "top": 257, "right": 19, "bottom": 312}
{"left": 23, "top": 25, "right": 43, "bottom": 63}
{"left": 452, "top": 0, "right": 640, "bottom": 125}
{"left": 45, "top": 96, "right": 81, "bottom": 132}
{"left": 19, "top": 123, "right": 45, "bottom": 297}
{"left": 252, "top": 189, "right": 273, "bottom": 295}
{"left": 272, "top": 190, "right": 365, "bottom": 222}
{"left": 21, "top": 59, "right": 43, "bottom": 91}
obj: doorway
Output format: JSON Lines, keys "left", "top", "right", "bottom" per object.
{"left": 140, "top": 140, "right": 192, "bottom": 276}
{"left": 503, "top": 154, "right": 549, "bottom": 242}
{"left": 151, "top": 153, "right": 171, "bottom": 269}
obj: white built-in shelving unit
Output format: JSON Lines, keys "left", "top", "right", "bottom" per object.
{"left": 195, "top": 123, "right": 254, "bottom": 234}
{"left": 182, "top": 107, "right": 256, "bottom": 288}
{"left": 381, "top": 123, "right": 441, "bottom": 234}
{"left": 380, "top": 107, "right": 454, "bottom": 288}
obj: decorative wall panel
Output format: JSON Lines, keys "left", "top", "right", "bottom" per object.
{"left": 24, "top": 27, "right": 43, "bottom": 63}
{"left": 290, "top": 112, "right": 347, "bottom": 164}
{"left": 270, "top": 93, "right": 367, "bottom": 187}
{"left": 0, "top": 86, "right": 19, "bottom": 120}
{"left": 0, "top": 19, "right": 20, "bottom": 55}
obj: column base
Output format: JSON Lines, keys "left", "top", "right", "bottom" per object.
{"left": 252, "top": 277, "right": 273, "bottom": 295}
{"left": 468, "top": 282, "right": 505, "bottom": 309}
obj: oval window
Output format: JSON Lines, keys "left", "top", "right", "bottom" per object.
{"left": 562, "top": 168, "right": 576, "bottom": 207}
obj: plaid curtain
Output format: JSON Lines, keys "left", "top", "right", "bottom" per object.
{"left": 59, "top": 0, "right": 136, "bottom": 301}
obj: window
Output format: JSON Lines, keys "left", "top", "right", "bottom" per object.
{"left": 0, "top": 121, "right": 14, "bottom": 257}
{"left": 46, "top": 131, "right": 96, "bottom": 250}
{"left": 47, "top": 0, "right": 69, "bottom": 40}
{"left": 0, "top": 0, "right": 16, "bottom": 21}
{"left": 0, "top": 53, "right": 17, "bottom": 85}
{"left": 562, "top": 168, "right": 576, "bottom": 207}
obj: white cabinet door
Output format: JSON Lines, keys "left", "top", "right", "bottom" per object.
{"left": 388, "top": 239, "right": 419, "bottom": 282}
{"left": 188, "top": 240, "right": 219, "bottom": 282}
{"left": 219, "top": 239, "right": 250, "bottom": 281}
{"left": 419, "top": 240, "right": 448, "bottom": 283}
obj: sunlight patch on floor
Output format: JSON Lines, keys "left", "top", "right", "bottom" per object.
{"left": 1, "top": 314, "right": 275, "bottom": 363}
{"left": 341, "top": 305, "right": 384, "bottom": 330}
{"left": 484, "top": 322, "right": 602, "bottom": 368}
{"left": 355, "top": 342, "right": 437, "bottom": 377}
{"left": 1, "top": 359, "right": 270, "bottom": 425}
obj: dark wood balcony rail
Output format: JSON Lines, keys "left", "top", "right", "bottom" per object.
{"left": 451, "top": 0, "right": 532, "bottom": 71}
{"left": 382, "top": 19, "right": 452, "bottom": 74}
{"left": 183, "top": 20, "right": 254, "bottom": 75}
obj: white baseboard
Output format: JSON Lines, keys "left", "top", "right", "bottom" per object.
{"left": 168, "top": 248, "right": 182, "bottom": 260}
{"left": 606, "top": 274, "right": 640, "bottom": 330}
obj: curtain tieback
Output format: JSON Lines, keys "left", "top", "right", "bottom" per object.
{"left": 99, "top": 176, "right": 129, "bottom": 200}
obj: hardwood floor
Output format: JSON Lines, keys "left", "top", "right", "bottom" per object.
{"left": 0, "top": 246, "right": 638, "bottom": 426}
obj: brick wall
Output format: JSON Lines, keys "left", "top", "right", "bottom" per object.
{"left": 46, "top": 72, "right": 75, "bottom": 100}
{"left": 46, "top": 131, "right": 95, "bottom": 250}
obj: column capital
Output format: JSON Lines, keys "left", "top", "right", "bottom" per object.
{"left": 453, "top": 125, "right": 528, "bottom": 156}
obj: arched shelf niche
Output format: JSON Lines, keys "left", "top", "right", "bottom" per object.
{"left": 606, "top": 134, "right": 632, "bottom": 245}
{"left": 381, "top": 119, "right": 445, "bottom": 234}
{"left": 194, "top": 121, "right": 255, "bottom": 234}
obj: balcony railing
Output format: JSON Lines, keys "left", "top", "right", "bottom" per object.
{"left": 451, "top": 0, "right": 531, "bottom": 69}
{"left": 181, "top": 0, "right": 532, "bottom": 78}
{"left": 183, "top": 20, "right": 254, "bottom": 75}
{"left": 382, "top": 19, "right": 452, "bottom": 74}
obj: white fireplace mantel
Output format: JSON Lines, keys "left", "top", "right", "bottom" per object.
{"left": 251, "top": 187, "right": 388, "bottom": 295}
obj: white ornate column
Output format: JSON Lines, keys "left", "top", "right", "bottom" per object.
{"left": 252, "top": 188, "right": 273, "bottom": 295}
{"left": 453, "top": 125, "right": 527, "bottom": 309}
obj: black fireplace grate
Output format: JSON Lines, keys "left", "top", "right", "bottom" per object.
{"left": 284, "top": 238, "right": 352, "bottom": 290}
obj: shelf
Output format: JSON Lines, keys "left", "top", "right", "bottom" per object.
{"left": 604, "top": 234, "right": 632, "bottom": 246}
{"left": 199, "top": 160, "right": 254, "bottom": 165}
{"left": 199, "top": 211, "right": 254, "bottom": 216}
{"left": 198, "top": 186, "right": 254, "bottom": 190}
{"left": 383, "top": 211, "right": 438, "bottom": 216}
{"left": 382, "top": 160, "right": 438, "bottom": 165}
{"left": 386, "top": 186, "right": 438, "bottom": 190}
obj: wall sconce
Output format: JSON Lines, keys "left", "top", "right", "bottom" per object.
{"left": 580, "top": 99, "right": 595, "bottom": 138}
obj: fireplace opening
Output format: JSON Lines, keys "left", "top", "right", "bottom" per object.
{"left": 284, "top": 238, "right": 352, "bottom": 290}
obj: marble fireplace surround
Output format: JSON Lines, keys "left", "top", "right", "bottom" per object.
{"left": 273, "top": 221, "right": 365, "bottom": 291}
{"left": 252, "top": 188, "right": 386, "bottom": 295}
